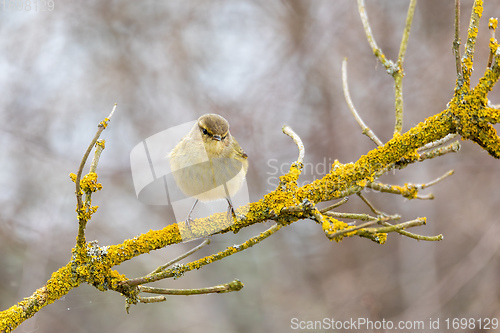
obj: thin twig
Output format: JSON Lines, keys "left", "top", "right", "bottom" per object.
{"left": 416, "top": 170, "right": 455, "bottom": 189}
{"left": 89, "top": 140, "right": 105, "bottom": 173}
{"left": 282, "top": 125, "right": 305, "bottom": 164}
{"left": 380, "top": 221, "right": 443, "bottom": 241}
{"left": 397, "top": 0, "right": 417, "bottom": 68}
{"left": 358, "top": 0, "right": 415, "bottom": 134}
{"left": 357, "top": 0, "right": 397, "bottom": 72}
{"left": 325, "top": 214, "right": 401, "bottom": 240}
{"left": 325, "top": 211, "right": 378, "bottom": 222}
{"left": 360, "top": 192, "right": 442, "bottom": 241}
{"left": 393, "top": 74, "right": 404, "bottom": 134}
{"left": 139, "top": 279, "right": 243, "bottom": 295}
{"left": 418, "top": 133, "right": 458, "bottom": 152}
{"left": 342, "top": 58, "right": 383, "bottom": 146}
{"left": 363, "top": 217, "right": 426, "bottom": 233}
{"left": 150, "top": 239, "right": 211, "bottom": 275}
{"left": 75, "top": 103, "right": 117, "bottom": 246}
{"left": 357, "top": 192, "right": 384, "bottom": 216}
{"left": 76, "top": 132, "right": 104, "bottom": 212}
{"left": 138, "top": 295, "right": 167, "bottom": 303}
{"left": 393, "top": 0, "right": 417, "bottom": 133}
{"left": 422, "top": 140, "right": 459, "bottom": 160}
{"left": 453, "top": 0, "right": 463, "bottom": 81}
{"left": 282, "top": 199, "right": 350, "bottom": 219}
{"left": 365, "top": 170, "right": 454, "bottom": 199}
{"left": 319, "top": 197, "right": 349, "bottom": 213}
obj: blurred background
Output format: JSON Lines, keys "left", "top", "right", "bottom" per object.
{"left": 1, "top": 1, "right": 500, "bottom": 332}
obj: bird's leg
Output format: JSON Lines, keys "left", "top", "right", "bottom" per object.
{"left": 225, "top": 195, "right": 245, "bottom": 223}
{"left": 185, "top": 199, "right": 199, "bottom": 229}
{"left": 225, "top": 196, "right": 236, "bottom": 223}
{"left": 222, "top": 183, "right": 237, "bottom": 223}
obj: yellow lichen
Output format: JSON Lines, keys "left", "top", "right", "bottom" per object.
{"left": 373, "top": 233, "right": 387, "bottom": 244}
{"left": 402, "top": 184, "right": 418, "bottom": 199}
{"left": 489, "top": 17, "right": 498, "bottom": 30}
{"left": 80, "top": 172, "right": 102, "bottom": 193}
{"left": 489, "top": 38, "right": 499, "bottom": 55}
{"left": 76, "top": 205, "right": 99, "bottom": 222}
{"left": 474, "top": 0, "right": 483, "bottom": 16}
{"left": 322, "top": 216, "right": 358, "bottom": 242}
{"left": 95, "top": 139, "right": 106, "bottom": 149}
{"left": 462, "top": 56, "right": 474, "bottom": 77}
{"left": 99, "top": 118, "right": 110, "bottom": 128}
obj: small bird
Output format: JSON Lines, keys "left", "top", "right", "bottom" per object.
{"left": 169, "top": 114, "right": 248, "bottom": 226}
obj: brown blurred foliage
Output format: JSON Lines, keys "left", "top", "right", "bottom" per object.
{"left": 0, "top": 1, "right": 499, "bottom": 332}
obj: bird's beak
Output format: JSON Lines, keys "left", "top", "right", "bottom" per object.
{"left": 213, "top": 135, "right": 222, "bottom": 141}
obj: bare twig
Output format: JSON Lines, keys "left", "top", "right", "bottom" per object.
{"left": 320, "top": 197, "right": 349, "bottom": 213}
{"left": 397, "top": 0, "right": 417, "bottom": 68}
{"left": 137, "top": 295, "right": 167, "bottom": 303}
{"left": 363, "top": 217, "right": 426, "bottom": 233}
{"left": 366, "top": 170, "right": 454, "bottom": 199}
{"left": 325, "top": 211, "right": 397, "bottom": 222}
{"left": 357, "top": 192, "right": 384, "bottom": 216}
{"left": 417, "top": 170, "right": 455, "bottom": 189}
{"left": 358, "top": 0, "right": 417, "bottom": 134}
{"left": 139, "top": 279, "right": 243, "bottom": 295}
{"left": 282, "top": 125, "right": 305, "bottom": 164}
{"left": 453, "top": 0, "right": 463, "bottom": 81}
{"left": 149, "top": 239, "right": 211, "bottom": 275}
{"left": 357, "top": 0, "right": 397, "bottom": 72}
{"left": 380, "top": 220, "right": 443, "bottom": 241}
{"left": 357, "top": 194, "right": 442, "bottom": 241}
{"left": 418, "top": 133, "right": 458, "bottom": 152}
{"left": 342, "top": 58, "right": 383, "bottom": 146}
{"left": 89, "top": 140, "right": 105, "bottom": 173}
{"left": 393, "top": 0, "right": 417, "bottom": 133}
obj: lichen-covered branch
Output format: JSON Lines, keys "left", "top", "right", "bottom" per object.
{"left": 462, "top": 0, "right": 483, "bottom": 84}
{"left": 0, "top": 264, "right": 80, "bottom": 333}
{"left": 74, "top": 104, "right": 116, "bottom": 246}
{"left": 487, "top": 17, "right": 498, "bottom": 68}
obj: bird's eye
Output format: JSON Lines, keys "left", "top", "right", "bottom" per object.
{"left": 202, "top": 128, "right": 209, "bottom": 135}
